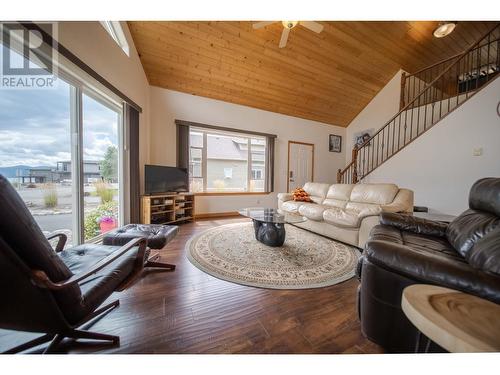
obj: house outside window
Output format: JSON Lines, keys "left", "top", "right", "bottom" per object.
{"left": 251, "top": 169, "right": 263, "bottom": 180}
{"left": 188, "top": 128, "right": 267, "bottom": 193}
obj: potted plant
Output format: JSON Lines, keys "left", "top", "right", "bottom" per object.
{"left": 98, "top": 215, "right": 117, "bottom": 234}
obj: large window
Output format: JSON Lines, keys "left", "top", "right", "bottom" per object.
{"left": 0, "top": 39, "right": 124, "bottom": 245}
{"left": 188, "top": 128, "right": 267, "bottom": 193}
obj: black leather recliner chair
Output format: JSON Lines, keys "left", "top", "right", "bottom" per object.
{"left": 0, "top": 174, "right": 148, "bottom": 353}
{"left": 357, "top": 177, "right": 500, "bottom": 352}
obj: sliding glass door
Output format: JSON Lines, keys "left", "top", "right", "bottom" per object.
{"left": 0, "top": 44, "right": 77, "bottom": 244}
{"left": 0, "top": 42, "right": 125, "bottom": 246}
{"left": 82, "top": 93, "right": 121, "bottom": 240}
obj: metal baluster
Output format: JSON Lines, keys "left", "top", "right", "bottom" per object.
{"left": 424, "top": 71, "right": 429, "bottom": 130}
{"left": 463, "top": 47, "right": 468, "bottom": 94}
{"left": 367, "top": 145, "right": 370, "bottom": 177}
{"left": 467, "top": 46, "right": 473, "bottom": 98}
{"left": 457, "top": 55, "right": 462, "bottom": 107}
{"left": 371, "top": 131, "right": 375, "bottom": 171}
{"left": 381, "top": 128, "right": 385, "bottom": 162}
{"left": 476, "top": 40, "right": 481, "bottom": 93}
{"left": 377, "top": 133, "right": 382, "bottom": 167}
{"left": 363, "top": 146, "right": 366, "bottom": 178}
{"left": 496, "top": 37, "right": 499, "bottom": 78}
{"left": 392, "top": 115, "right": 396, "bottom": 155}
{"left": 446, "top": 62, "right": 458, "bottom": 113}
{"left": 397, "top": 114, "right": 401, "bottom": 151}
{"left": 388, "top": 124, "right": 391, "bottom": 161}
{"left": 388, "top": 121, "right": 392, "bottom": 162}
{"left": 417, "top": 73, "right": 422, "bottom": 102}
{"left": 378, "top": 133, "right": 381, "bottom": 166}
{"left": 379, "top": 132, "right": 382, "bottom": 165}
{"left": 366, "top": 142, "right": 370, "bottom": 175}
{"left": 378, "top": 131, "right": 381, "bottom": 166}
{"left": 406, "top": 76, "right": 410, "bottom": 104}
{"left": 389, "top": 121, "right": 393, "bottom": 159}
{"left": 403, "top": 102, "right": 408, "bottom": 147}
{"left": 364, "top": 145, "right": 367, "bottom": 178}
{"left": 425, "top": 68, "right": 432, "bottom": 104}
{"left": 486, "top": 32, "right": 491, "bottom": 82}
{"left": 410, "top": 74, "right": 416, "bottom": 140}
{"left": 416, "top": 86, "right": 421, "bottom": 136}
{"left": 438, "top": 74, "right": 443, "bottom": 120}
{"left": 405, "top": 77, "right": 409, "bottom": 107}
{"left": 430, "top": 74, "right": 435, "bottom": 125}
{"left": 366, "top": 146, "right": 373, "bottom": 174}
{"left": 410, "top": 102, "right": 415, "bottom": 142}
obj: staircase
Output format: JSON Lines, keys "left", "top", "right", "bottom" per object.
{"left": 337, "top": 23, "right": 500, "bottom": 184}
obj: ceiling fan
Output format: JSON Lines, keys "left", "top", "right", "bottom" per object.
{"left": 252, "top": 21, "right": 324, "bottom": 48}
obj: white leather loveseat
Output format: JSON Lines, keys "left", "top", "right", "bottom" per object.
{"left": 278, "top": 182, "right": 413, "bottom": 248}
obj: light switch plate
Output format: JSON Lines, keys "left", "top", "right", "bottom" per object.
{"left": 473, "top": 147, "right": 483, "bottom": 156}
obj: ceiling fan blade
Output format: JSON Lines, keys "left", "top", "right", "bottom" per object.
{"left": 252, "top": 21, "right": 277, "bottom": 30}
{"left": 279, "top": 27, "right": 290, "bottom": 48}
{"left": 300, "top": 21, "right": 324, "bottom": 33}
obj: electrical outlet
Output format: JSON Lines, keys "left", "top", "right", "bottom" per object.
{"left": 473, "top": 147, "right": 483, "bottom": 156}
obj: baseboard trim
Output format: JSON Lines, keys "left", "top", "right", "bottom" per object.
{"left": 194, "top": 211, "right": 241, "bottom": 219}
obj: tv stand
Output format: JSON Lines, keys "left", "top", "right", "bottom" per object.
{"left": 141, "top": 193, "right": 195, "bottom": 225}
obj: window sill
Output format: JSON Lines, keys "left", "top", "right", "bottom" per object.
{"left": 194, "top": 192, "right": 271, "bottom": 197}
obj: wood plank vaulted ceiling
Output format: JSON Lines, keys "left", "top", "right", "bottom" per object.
{"left": 128, "top": 21, "right": 497, "bottom": 127}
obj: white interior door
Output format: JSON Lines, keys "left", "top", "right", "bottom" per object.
{"left": 288, "top": 142, "right": 314, "bottom": 192}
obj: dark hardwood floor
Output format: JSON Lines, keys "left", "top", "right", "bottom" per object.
{"left": 0, "top": 217, "right": 383, "bottom": 354}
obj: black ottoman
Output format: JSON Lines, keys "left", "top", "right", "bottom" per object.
{"left": 103, "top": 224, "right": 179, "bottom": 271}
{"left": 103, "top": 224, "right": 179, "bottom": 249}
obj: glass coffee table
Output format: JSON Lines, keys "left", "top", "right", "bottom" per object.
{"left": 238, "top": 207, "right": 306, "bottom": 247}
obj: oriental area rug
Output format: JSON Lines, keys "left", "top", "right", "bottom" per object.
{"left": 186, "top": 222, "right": 360, "bottom": 289}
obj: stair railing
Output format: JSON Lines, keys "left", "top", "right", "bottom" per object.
{"left": 400, "top": 53, "right": 461, "bottom": 109}
{"left": 338, "top": 23, "right": 499, "bottom": 184}
{"left": 401, "top": 36, "right": 500, "bottom": 108}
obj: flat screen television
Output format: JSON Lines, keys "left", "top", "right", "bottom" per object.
{"left": 145, "top": 165, "right": 189, "bottom": 195}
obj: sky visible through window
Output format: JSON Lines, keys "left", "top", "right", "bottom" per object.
{"left": 0, "top": 43, "right": 119, "bottom": 170}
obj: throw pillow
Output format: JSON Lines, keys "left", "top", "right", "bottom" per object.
{"left": 292, "top": 188, "right": 312, "bottom": 202}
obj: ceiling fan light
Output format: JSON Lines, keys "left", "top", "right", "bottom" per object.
{"left": 282, "top": 21, "right": 298, "bottom": 29}
{"left": 433, "top": 22, "right": 457, "bottom": 38}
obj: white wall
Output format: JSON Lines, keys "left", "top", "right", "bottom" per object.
{"left": 149, "top": 87, "right": 346, "bottom": 214}
{"left": 345, "top": 70, "right": 403, "bottom": 163}
{"left": 364, "top": 78, "right": 500, "bottom": 215}
{"left": 58, "top": 21, "right": 151, "bottom": 192}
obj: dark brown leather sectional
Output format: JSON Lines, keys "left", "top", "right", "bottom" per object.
{"left": 357, "top": 177, "right": 500, "bottom": 352}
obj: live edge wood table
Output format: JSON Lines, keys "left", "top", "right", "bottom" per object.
{"left": 402, "top": 284, "right": 500, "bottom": 352}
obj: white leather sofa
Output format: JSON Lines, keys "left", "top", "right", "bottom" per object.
{"left": 278, "top": 182, "right": 413, "bottom": 248}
